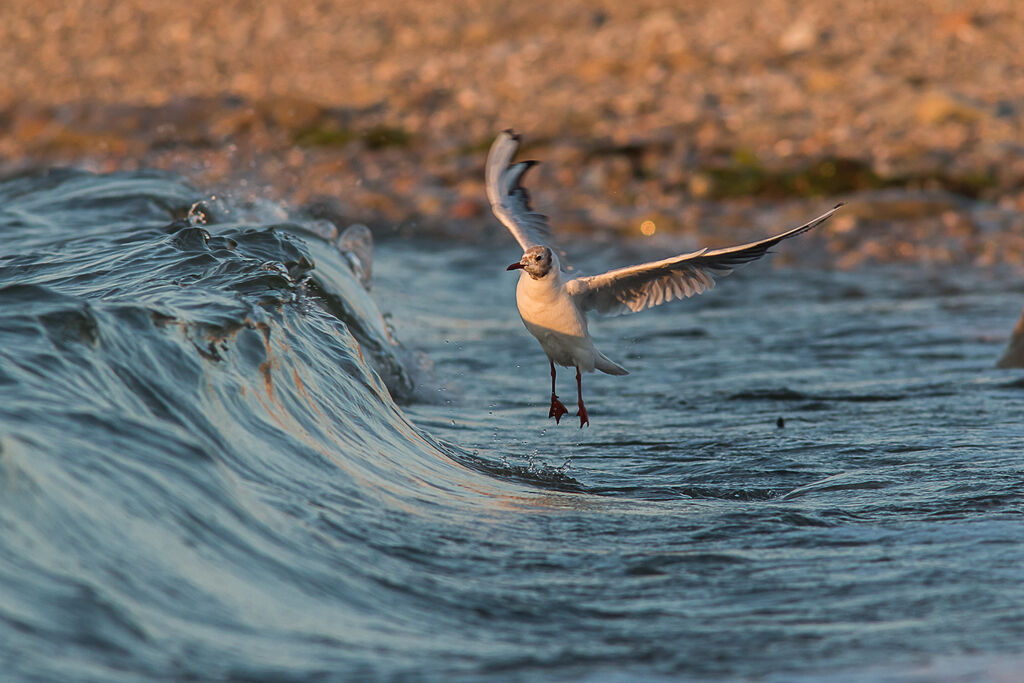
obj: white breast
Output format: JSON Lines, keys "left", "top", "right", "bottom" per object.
{"left": 515, "top": 270, "right": 599, "bottom": 371}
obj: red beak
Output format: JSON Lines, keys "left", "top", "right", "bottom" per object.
{"left": 506, "top": 262, "right": 525, "bottom": 271}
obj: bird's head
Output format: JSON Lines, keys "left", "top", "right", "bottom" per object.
{"left": 507, "top": 245, "right": 554, "bottom": 279}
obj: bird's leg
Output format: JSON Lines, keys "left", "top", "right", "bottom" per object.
{"left": 548, "top": 360, "right": 568, "bottom": 424}
{"left": 575, "top": 366, "right": 589, "bottom": 428}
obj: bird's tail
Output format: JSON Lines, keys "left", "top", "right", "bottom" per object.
{"left": 595, "top": 352, "right": 628, "bottom": 376}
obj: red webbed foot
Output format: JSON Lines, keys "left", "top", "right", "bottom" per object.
{"left": 577, "top": 404, "right": 589, "bottom": 428}
{"left": 549, "top": 395, "right": 569, "bottom": 424}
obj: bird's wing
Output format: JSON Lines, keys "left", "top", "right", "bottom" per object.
{"left": 485, "top": 129, "right": 557, "bottom": 252}
{"left": 565, "top": 204, "right": 843, "bottom": 316}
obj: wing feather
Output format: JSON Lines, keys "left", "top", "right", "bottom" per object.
{"left": 566, "top": 204, "right": 843, "bottom": 315}
{"left": 485, "top": 130, "right": 556, "bottom": 251}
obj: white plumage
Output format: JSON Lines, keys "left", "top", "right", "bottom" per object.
{"left": 487, "top": 129, "right": 842, "bottom": 427}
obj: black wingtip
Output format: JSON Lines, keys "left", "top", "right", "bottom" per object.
{"left": 833, "top": 202, "right": 845, "bottom": 209}
{"left": 502, "top": 128, "right": 521, "bottom": 141}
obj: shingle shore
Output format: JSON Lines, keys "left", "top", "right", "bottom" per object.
{"left": 3, "top": 0, "right": 1023, "bottom": 266}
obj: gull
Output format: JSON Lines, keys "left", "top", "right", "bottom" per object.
{"left": 487, "top": 130, "right": 842, "bottom": 427}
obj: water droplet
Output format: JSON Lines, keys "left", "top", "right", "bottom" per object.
{"left": 187, "top": 200, "right": 210, "bottom": 225}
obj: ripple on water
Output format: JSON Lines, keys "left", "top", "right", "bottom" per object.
{"left": 2, "top": 170, "right": 1024, "bottom": 681}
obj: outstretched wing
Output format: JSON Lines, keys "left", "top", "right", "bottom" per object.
{"left": 485, "top": 130, "right": 556, "bottom": 251}
{"left": 566, "top": 204, "right": 843, "bottom": 316}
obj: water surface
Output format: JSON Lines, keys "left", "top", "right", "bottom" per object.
{"left": 1, "top": 170, "right": 1022, "bottom": 681}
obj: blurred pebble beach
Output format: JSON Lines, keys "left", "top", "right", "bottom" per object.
{"left": 2, "top": 0, "right": 1024, "bottom": 267}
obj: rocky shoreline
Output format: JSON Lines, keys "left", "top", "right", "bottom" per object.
{"left": 3, "top": 1, "right": 1023, "bottom": 267}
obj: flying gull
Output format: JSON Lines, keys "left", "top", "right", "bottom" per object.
{"left": 487, "top": 129, "right": 842, "bottom": 427}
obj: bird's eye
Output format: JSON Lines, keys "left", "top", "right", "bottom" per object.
{"left": 534, "top": 255, "right": 541, "bottom": 261}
